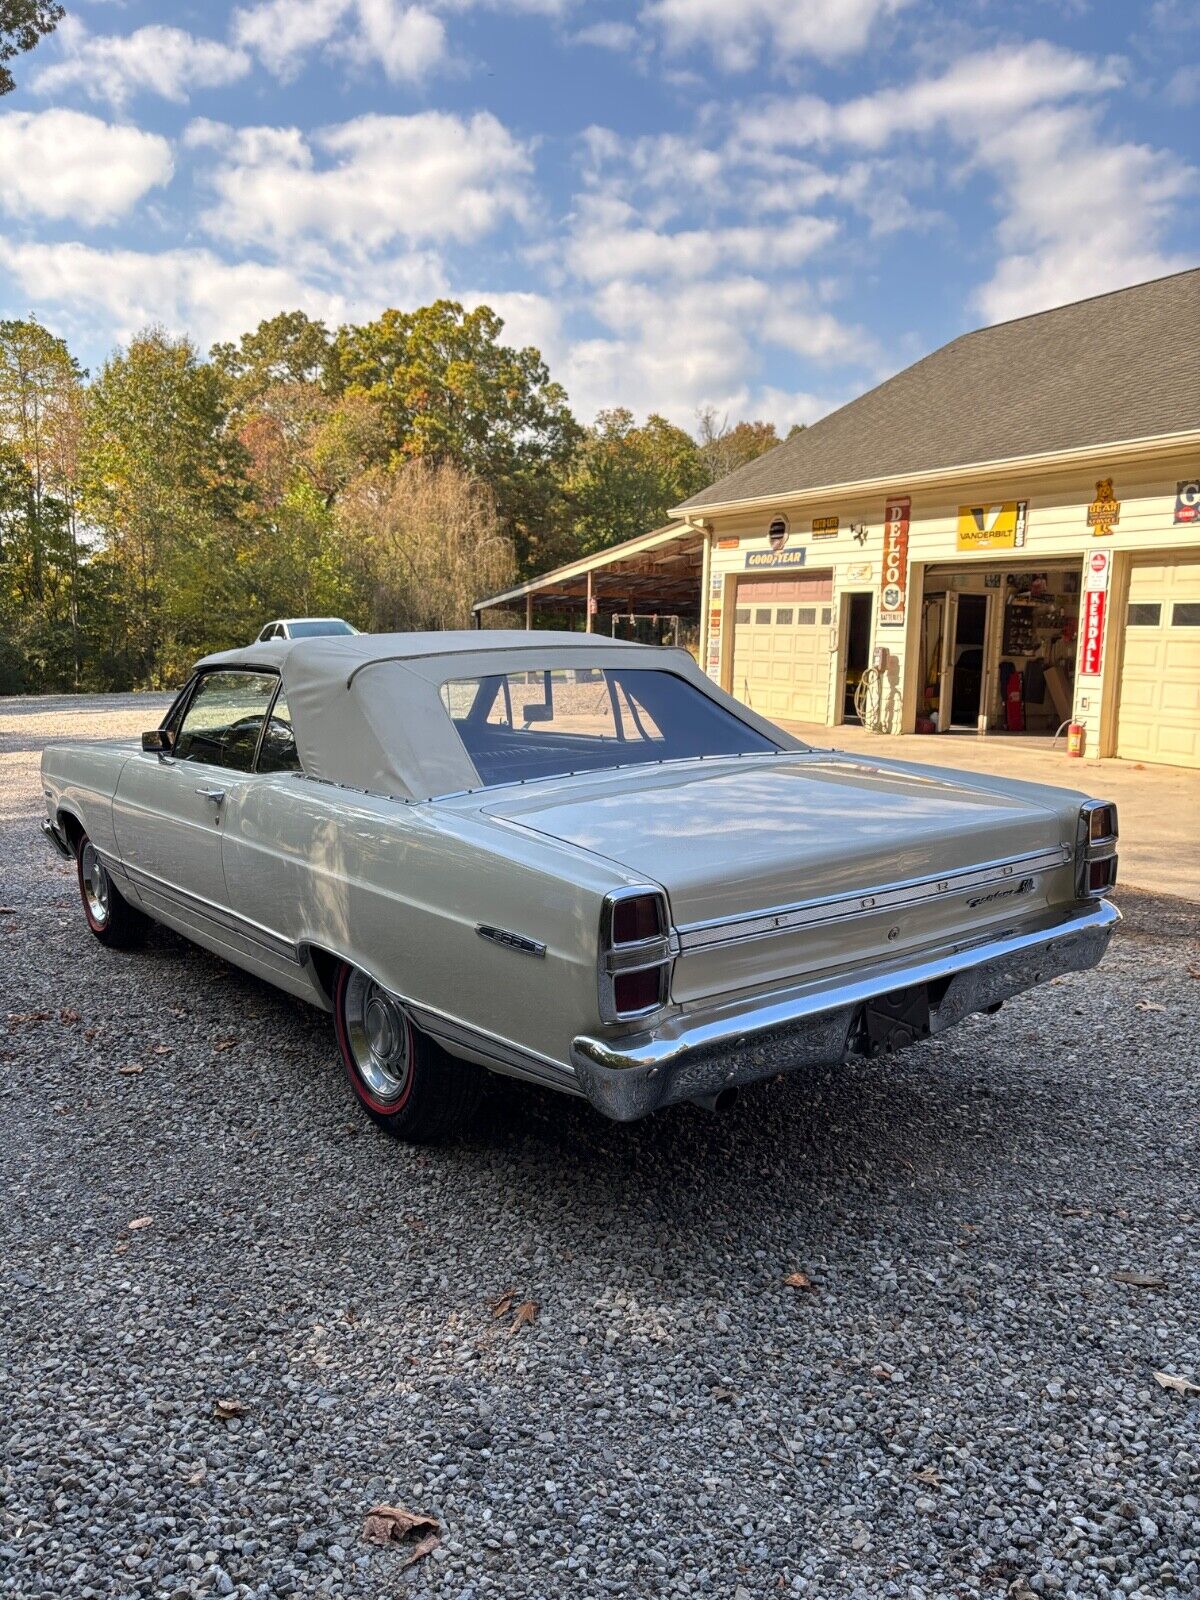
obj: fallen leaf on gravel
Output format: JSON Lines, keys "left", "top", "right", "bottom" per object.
{"left": 509, "top": 1299, "right": 539, "bottom": 1332}
{"left": 1153, "top": 1371, "right": 1200, "bottom": 1395}
{"left": 59, "top": 1009, "right": 80, "bottom": 1024}
{"left": 1059, "top": 1204, "right": 1092, "bottom": 1217}
{"left": 212, "top": 1397, "right": 246, "bottom": 1420}
{"left": 870, "top": 1364, "right": 893, "bottom": 1379}
{"left": 361, "top": 1504, "right": 441, "bottom": 1562}
{"left": 1134, "top": 1000, "right": 1166, "bottom": 1012}
{"left": 489, "top": 1289, "right": 516, "bottom": 1318}
{"left": 783, "top": 1271, "right": 815, "bottom": 1290}
{"left": 7, "top": 1010, "right": 52, "bottom": 1025}
{"left": 150, "top": 1044, "right": 173, "bottom": 1056}
{"left": 213, "top": 1037, "right": 238, "bottom": 1051}
{"left": 710, "top": 1386, "right": 736, "bottom": 1403}
{"left": 114, "top": 1240, "right": 129, "bottom": 1255}
{"left": 0, "top": 907, "right": 16, "bottom": 914}
{"left": 127, "top": 1216, "right": 153, "bottom": 1231}
{"left": 117, "top": 1064, "right": 144, "bottom": 1076}
{"left": 1112, "top": 1270, "right": 1167, "bottom": 1289}
{"left": 1187, "top": 965, "right": 1200, "bottom": 980}
{"left": 912, "top": 1467, "right": 941, "bottom": 1486}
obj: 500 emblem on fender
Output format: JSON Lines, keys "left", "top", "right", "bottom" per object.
{"left": 966, "top": 876, "right": 1035, "bottom": 909}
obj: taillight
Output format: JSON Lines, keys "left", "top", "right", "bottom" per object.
{"left": 599, "top": 889, "right": 672, "bottom": 1022}
{"left": 1076, "top": 801, "right": 1118, "bottom": 899}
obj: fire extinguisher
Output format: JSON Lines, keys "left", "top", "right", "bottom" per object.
{"left": 1005, "top": 670, "right": 1024, "bottom": 732}
{"left": 1067, "top": 721, "right": 1085, "bottom": 757}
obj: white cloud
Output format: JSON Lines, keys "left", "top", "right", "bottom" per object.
{"left": 197, "top": 111, "right": 533, "bottom": 254}
{"left": 233, "top": 0, "right": 447, "bottom": 81}
{"left": 232, "top": 0, "right": 349, "bottom": 77}
{"left": 0, "top": 236, "right": 448, "bottom": 353}
{"left": 644, "top": 0, "right": 908, "bottom": 71}
{"left": 565, "top": 194, "right": 840, "bottom": 284}
{"left": 347, "top": 0, "right": 446, "bottom": 81}
{"left": 34, "top": 16, "right": 250, "bottom": 106}
{"left": 737, "top": 41, "right": 1121, "bottom": 151}
{"left": 573, "top": 21, "right": 639, "bottom": 51}
{"left": 0, "top": 109, "right": 173, "bottom": 224}
{"left": 973, "top": 105, "right": 1194, "bottom": 322}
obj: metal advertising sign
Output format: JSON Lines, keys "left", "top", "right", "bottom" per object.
{"left": 1086, "top": 478, "right": 1120, "bottom": 536}
{"left": 879, "top": 495, "right": 910, "bottom": 627}
{"left": 1175, "top": 479, "right": 1200, "bottom": 524}
{"left": 847, "top": 561, "right": 873, "bottom": 582}
{"left": 956, "top": 499, "right": 1028, "bottom": 552}
{"left": 1084, "top": 549, "right": 1110, "bottom": 592}
{"left": 745, "top": 548, "right": 807, "bottom": 570}
{"left": 1080, "top": 589, "right": 1106, "bottom": 675}
{"left": 812, "top": 516, "right": 839, "bottom": 538}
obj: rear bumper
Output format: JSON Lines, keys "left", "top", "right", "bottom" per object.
{"left": 570, "top": 898, "right": 1120, "bottom": 1121}
{"left": 41, "top": 819, "right": 73, "bottom": 859}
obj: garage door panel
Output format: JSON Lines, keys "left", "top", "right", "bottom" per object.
{"left": 732, "top": 573, "right": 833, "bottom": 724}
{"left": 1117, "top": 557, "right": 1200, "bottom": 769}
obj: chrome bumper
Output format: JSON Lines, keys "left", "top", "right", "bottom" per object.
{"left": 571, "top": 898, "right": 1120, "bottom": 1121}
{"left": 41, "top": 819, "right": 73, "bottom": 859}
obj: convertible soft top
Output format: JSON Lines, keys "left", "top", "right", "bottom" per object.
{"left": 195, "top": 631, "right": 800, "bottom": 799}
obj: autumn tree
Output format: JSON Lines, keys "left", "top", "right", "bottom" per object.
{"left": 695, "top": 408, "right": 785, "bottom": 485}
{"left": 0, "top": 0, "right": 62, "bottom": 94}
{"left": 329, "top": 301, "right": 579, "bottom": 572}
{"left": 336, "top": 459, "right": 515, "bottom": 633}
{"left": 212, "top": 311, "right": 333, "bottom": 415}
{"left": 563, "top": 408, "right": 706, "bottom": 555}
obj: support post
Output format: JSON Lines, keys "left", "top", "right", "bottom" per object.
{"left": 525, "top": 592, "right": 533, "bottom": 630}
{"left": 586, "top": 570, "right": 594, "bottom": 633}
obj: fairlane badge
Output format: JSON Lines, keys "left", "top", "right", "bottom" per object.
{"left": 966, "top": 876, "right": 1034, "bottom": 909}
{"left": 476, "top": 924, "right": 547, "bottom": 958}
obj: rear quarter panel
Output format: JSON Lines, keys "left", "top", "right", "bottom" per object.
{"left": 221, "top": 778, "right": 637, "bottom": 1067}
{"left": 40, "top": 740, "right": 138, "bottom": 859}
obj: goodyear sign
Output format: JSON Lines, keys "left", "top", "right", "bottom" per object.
{"left": 745, "top": 548, "right": 807, "bottom": 570}
{"left": 956, "top": 499, "right": 1028, "bottom": 552}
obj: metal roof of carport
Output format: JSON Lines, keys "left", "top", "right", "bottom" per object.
{"left": 473, "top": 522, "right": 707, "bottom": 618}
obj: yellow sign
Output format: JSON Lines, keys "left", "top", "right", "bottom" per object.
{"left": 956, "top": 499, "right": 1028, "bottom": 552}
{"left": 1086, "top": 478, "right": 1120, "bottom": 537}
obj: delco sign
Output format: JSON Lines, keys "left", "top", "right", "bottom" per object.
{"left": 879, "top": 495, "right": 911, "bottom": 627}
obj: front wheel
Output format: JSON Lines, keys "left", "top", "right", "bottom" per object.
{"left": 333, "top": 962, "right": 481, "bottom": 1142}
{"left": 75, "top": 831, "right": 146, "bottom": 948}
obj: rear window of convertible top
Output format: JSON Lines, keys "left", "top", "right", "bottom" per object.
{"left": 437, "top": 666, "right": 778, "bottom": 789}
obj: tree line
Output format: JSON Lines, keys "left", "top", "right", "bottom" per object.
{"left": 0, "top": 306, "right": 793, "bottom": 692}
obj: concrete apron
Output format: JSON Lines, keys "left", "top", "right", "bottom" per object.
{"left": 779, "top": 722, "right": 1200, "bottom": 903}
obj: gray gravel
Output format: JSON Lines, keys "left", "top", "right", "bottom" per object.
{"left": 2, "top": 693, "right": 1198, "bottom": 1600}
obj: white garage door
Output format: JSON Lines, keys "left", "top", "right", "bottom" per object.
{"left": 1116, "top": 556, "right": 1200, "bottom": 768}
{"left": 731, "top": 573, "right": 834, "bottom": 724}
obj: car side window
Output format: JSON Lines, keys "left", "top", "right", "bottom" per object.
{"left": 173, "top": 670, "right": 277, "bottom": 772}
{"left": 256, "top": 691, "right": 302, "bottom": 774}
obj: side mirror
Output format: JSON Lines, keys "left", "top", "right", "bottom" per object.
{"left": 142, "top": 728, "right": 175, "bottom": 754}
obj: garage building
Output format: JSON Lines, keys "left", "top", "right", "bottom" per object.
{"left": 476, "top": 269, "right": 1200, "bottom": 768}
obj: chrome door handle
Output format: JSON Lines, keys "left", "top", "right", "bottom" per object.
{"left": 195, "top": 786, "right": 226, "bottom": 803}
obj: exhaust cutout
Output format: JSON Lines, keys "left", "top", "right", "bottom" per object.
{"left": 690, "top": 1086, "right": 740, "bottom": 1113}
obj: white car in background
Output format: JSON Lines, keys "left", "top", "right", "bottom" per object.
{"left": 39, "top": 631, "right": 1119, "bottom": 1143}
{"left": 254, "top": 618, "right": 359, "bottom": 642}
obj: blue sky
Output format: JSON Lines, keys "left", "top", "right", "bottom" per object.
{"left": 1, "top": 0, "right": 1197, "bottom": 431}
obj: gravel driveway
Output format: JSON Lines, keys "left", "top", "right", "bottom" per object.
{"left": 2, "top": 694, "right": 1197, "bottom": 1600}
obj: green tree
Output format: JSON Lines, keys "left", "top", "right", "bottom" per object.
{"left": 81, "top": 328, "right": 248, "bottom": 684}
{"left": 564, "top": 408, "right": 706, "bottom": 555}
{"left": 696, "top": 408, "right": 784, "bottom": 485}
{"left": 0, "top": 0, "right": 62, "bottom": 94}
{"left": 212, "top": 311, "right": 333, "bottom": 415}
{"left": 0, "top": 319, "right": 85, "bottom": 687}
{"left": 329, "top": 300, "right": 579, "bottom": 572}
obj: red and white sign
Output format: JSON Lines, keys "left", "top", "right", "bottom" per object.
{"left": 1080, "top": 588, "right": 1106, "bottom": 676}
{"left": 1084, "top": 550, "right": 1110, "bottom": 592}
{"left": 879, "top": 495, "right": 911, "bottom": 627}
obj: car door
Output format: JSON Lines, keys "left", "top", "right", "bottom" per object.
{"left": 112, "top": 668, "right": 279, "bottom": 917}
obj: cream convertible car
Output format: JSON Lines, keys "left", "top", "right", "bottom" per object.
{"left": 41, "top": 632, "right": 1120, "bottom": 1140}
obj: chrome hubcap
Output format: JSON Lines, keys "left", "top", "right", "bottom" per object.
{"left": 343, "top": 970, "right": 411, "bottom": 1103}
{"left": 80, "top": 842, "right": 109, "bottom": 925}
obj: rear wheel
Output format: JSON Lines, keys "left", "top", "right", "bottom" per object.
{"left": 75, "top": 830, "right": 146, "bottom": 948}
{"left": 333, "top": 962, "right": 481, "bottom": 1142}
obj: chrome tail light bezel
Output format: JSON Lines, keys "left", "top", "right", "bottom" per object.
{"left": 1075, "top": 800, "right": 1118, "bottom": 899}
{"left": 598, "top": 886, "right": 674, "bottom": 1023}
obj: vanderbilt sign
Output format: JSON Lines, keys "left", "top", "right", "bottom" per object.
{"left": 956, "top": 499, "right": 1028, "bottom": 552}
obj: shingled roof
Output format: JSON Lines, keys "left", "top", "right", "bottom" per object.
{"left": 679, "top": 268, "right": 1200, "bottom": 512}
